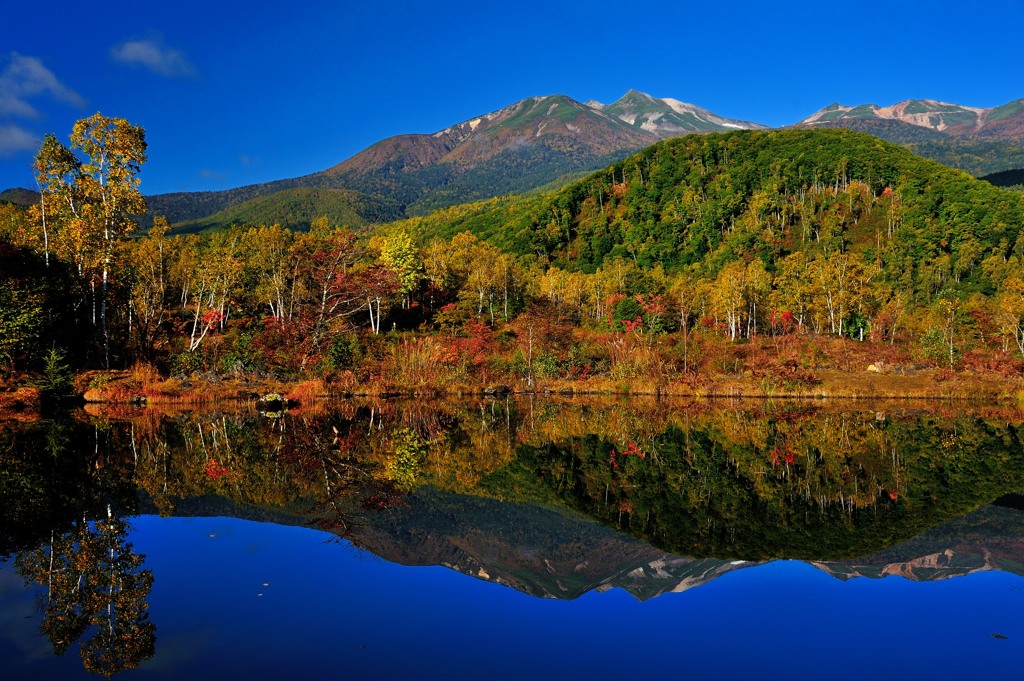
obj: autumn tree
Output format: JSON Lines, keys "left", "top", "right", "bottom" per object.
{"left": 712, "top": 261, "right": 748, "bottom": 340}
{"left": 126, "top": 218, "right": 172, "bottom": 360}
{"left": 31, "top": 133, "right": 79, "bottom": 267}
{"left": 773, "top": 252, "right": 812, "bottom": 332}
{"left": 995, "top": 277, "right": 1024, "bottom": 358}
{"left": 290, "top": 223, "right": 369, "bottom": 366}
{"left": 175, "top": 230, "right": 242, "bottom": 353}
{"left": 34, "top": 114, "right": 147, "bottom": 367}
{"left": 239, "top": 222, "right": 297, "bottom": 328}
{"left": 376, "top": 228, "right": 422, "bottom": 309}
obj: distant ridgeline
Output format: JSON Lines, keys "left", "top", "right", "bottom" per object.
{"left": 8, "top": 94, "right": 1024, "bottom": 235}
{"left": 145, "top": 129, "right": 1024, "bottom": 235}
{"left": 981, "top": 168, "right": 1024, "bottom": 190}
{"left": 135, "top": 95, "right": 1024, "bottom": 233}
{"left": 168, "top": 187, "right": 405, "bottom": 235}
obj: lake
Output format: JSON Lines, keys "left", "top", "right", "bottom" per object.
{"left": 1, "top": 397, "right": 1022, "bottom": 679}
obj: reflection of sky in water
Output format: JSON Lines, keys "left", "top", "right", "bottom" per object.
{"left": 1, "top": 515, "right": 1021, "bottom": 680}
{"left": 0, "top": 568, "right": 52, "bottom": 664}
{"left": 0, "top": 567, "right": 85, "bottom": 679}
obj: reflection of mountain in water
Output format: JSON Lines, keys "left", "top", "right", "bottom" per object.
{"left": 335, "top": 487, "right": 1024, "bottom": 600}
{"left": 815, "top": 501, "right": 1024, "bottom": 582}
{"left": 351, "top": 486, "right": 758, "bottom": 600}
{"left": 4, "top": 400, "right": 1024, "bottom": 603}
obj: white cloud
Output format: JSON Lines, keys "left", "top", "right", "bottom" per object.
{"left": 0, "top": 123, "right": 39, "bottom": 157}
{"left": 110, "top": 39, "right": 195, "bottom": 78}
{"left": 0, "top": 53, "right": 85, "bottom": 119}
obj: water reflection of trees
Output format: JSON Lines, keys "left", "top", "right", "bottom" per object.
{"left": 1, "top": 420, "right": 153, "bottom": 677}
{"left": 3, "top": 398, "right": 1024, "bottom": 669}
{"left": 15, "top": 508, "right": 155, "bottom": 676}
{"left": 68, "top": 398, "right": 1024, "bottom": 561}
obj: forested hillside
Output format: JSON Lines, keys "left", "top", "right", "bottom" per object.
{"left": 170, "top": 187, "right": 403, "bottom": 234}
{"left": 398, "top": 129, "right": 1024, "bottom": 297}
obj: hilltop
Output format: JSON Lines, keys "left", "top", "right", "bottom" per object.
{"left": 395, "top": 128, "right": 1024, "bottom": 293}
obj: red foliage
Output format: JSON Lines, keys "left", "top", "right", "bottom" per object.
{"left": 205, "top": 459, "right": 229, "bottom": 479}
{"left": 623, "top": 441, "right": 646, "bottom": 459}
{"left": 960, "top": 350, "right": 1024, "bottom": 377}
{"left": 770, "top": 309, "right": 795, "bottom": 335}
{"left": 450, "top": 319, "right": 493, "bottom": 372}
{"left": 770, "top": 446, "right": 795, "bottom": 467}
{"left": 611, "top": 441, "right": 647, "bottom": 469}
{"left": 639, "top": 293, "right": 670, "bottom": 319}
{"left": 202, "top": 308, "right": 225, "bottom": 331}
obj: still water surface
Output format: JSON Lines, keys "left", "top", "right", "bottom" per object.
{"left": 1, "top": 398, "right": 1022, "bottom": 679}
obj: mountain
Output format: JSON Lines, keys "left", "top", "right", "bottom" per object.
{"left": 801, "top": 99, "right": 989, "bottom": 133}
{"left": 797, "top": 97, "right": 1024, "bottom": 139}
{"left": 13, "top": 93, "right": 1023, "bottom": 232}
{"left": 153, "top": 487, "right": 1024, "bottom": 600}
{"left": 593, "top": 89, "right": 767, "bottom": 135}
{"left": 314, "top": 93, "right": 661, "bottom": 214}
{"left": 146, "top": 91, "right": 765, "bottom": 230}
{"left": 792, "top": 117, "right": 1024, "bottom": 177}
{"left": 356, "top": 493, "right": 1024, "bottom": 595}
{"left": 796, "top": 98, "right": 1024, "bottom": 176}
{"left": 0, "top": 187, "right": 37, "bottom": 207}
{"left": 980, "top": 98, "right": 1024, "bottom": 138}
{"left": 814, "top": 503, "right": 1024, "bottom": 582}
{"left": 349, "top": 486, "right": 758, "bottom": 600}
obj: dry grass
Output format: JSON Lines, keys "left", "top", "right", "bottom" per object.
{"left": 79, "top": 369, "right": 287, "bottom": 406}
{"left": 284, "top": 379, "right": 329, "bottom": 402}
{"left": 0, "top": 385, "right": 42, "bottom": 423}
{"left": 42, "top": 333, "right": 1024, "bottom": 411}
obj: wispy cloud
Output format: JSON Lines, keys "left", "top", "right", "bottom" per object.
{"left": 0, "top": 123, "right": 39, "bottom": 157}
{"left": 199, "top": 169, "right": 225, "bottom": 181}
{"left": 110, "top": 38, "right": 196, "bottom": 78}
{"left": 0, "top": 53, "right": 85, "bottom": 119}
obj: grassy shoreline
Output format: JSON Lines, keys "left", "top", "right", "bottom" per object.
{"left": 2, "top": 362, "right": 1021, "bottom": 423}
{"left": 65, "top": 366, "right": 1024, "bottom": 403}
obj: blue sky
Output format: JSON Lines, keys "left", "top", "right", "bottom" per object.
{"left": 2, "top": 0, "right": 1023, "bottom": 195}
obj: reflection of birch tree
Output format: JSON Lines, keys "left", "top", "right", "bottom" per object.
{"left": 15, "top": 507, "right": 155, "bottom": 678}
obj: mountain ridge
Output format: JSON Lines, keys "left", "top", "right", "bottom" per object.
{"left": 7, "top": 92, "right": 1023, "bottom": 232}
{"left": 800, "top": 97, "right": 1024, "bottom": 138}
{"left": 143, "top": 90, "right": 767, "bottom": 227}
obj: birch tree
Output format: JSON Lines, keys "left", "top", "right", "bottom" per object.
{"left": 34, "top": 114, "right": 147, "bottom": 367}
